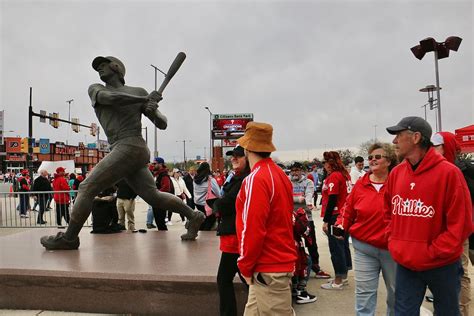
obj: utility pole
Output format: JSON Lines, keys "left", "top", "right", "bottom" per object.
{"left": 177, "top": 140, "right": 191, "bottom": 169}
{"left": 66, "top": 99, "right": 74, "bottom": 122}
{"left": 27, "top": 87, "right": 33, "bottom": 177}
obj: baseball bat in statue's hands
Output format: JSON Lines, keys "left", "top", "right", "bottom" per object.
{"left": 157, "top": 52, "right": 186, "bottom": 95}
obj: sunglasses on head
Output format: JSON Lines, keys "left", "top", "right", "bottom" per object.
{"left": 368, "top": 154, "right": 387, "bottom": 160}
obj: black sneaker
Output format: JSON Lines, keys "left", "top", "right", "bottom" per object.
{"left": 40, "top": 232, "right": 80, "bottom": 250}
{"left": 291, "top": 288, "right": 300, "bottom": 297}
{"left": 146, "top": 223, "right": 156, "bottom": 229}
{"left": 425, "top": 295, "right": 434, "bottom": 303}
{"left": 296, "top": 290, "right": 317, "bottom": 304}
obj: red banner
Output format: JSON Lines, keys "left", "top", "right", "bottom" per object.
{"left": 5, "top": 137, "right": 21, "bottom": 153}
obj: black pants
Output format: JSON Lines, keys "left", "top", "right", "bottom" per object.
{"left": 196, "top": 204, "right": 216, "bottom": 231}
{"left": 167, "top": 210, "right": 184, "bottom": 222}
{"left": 152, "top": 207, "right": 168, "bottom": 230}
{"left": 217, "top": 252, "right": 246, "bottom": 316}
{"left": 56, "top": 203, "right": 70, "bottom": 226}
{"left": 37, "top": 196, "right": 48, "bottom": 223}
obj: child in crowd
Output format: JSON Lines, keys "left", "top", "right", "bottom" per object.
{"left": 292, "top": 207, "right": 317, "bottom": 304}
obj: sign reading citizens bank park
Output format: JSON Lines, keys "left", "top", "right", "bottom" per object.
{"left": 212, "top": 113, "right": 253, "bottom": 139}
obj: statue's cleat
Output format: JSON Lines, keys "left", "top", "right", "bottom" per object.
{"left": 40, "top": 232, "right": 80, "bottom": 250}
{"left": 181, "top": 211, "right": 205, "bottom": 241}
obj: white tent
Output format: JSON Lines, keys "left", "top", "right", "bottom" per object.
{"left": 37, "top": 160, "right": 75, "bottom": 175}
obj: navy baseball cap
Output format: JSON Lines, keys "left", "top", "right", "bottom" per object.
{"left": 154, "top": 157, "right": 165, "bottom": 164}
{"left": 386, "top": 116, "right": 432, "bottom": 139}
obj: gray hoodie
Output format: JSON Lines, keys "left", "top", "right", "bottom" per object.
{"left": 290, "top": 175, "right": 315, "bottom": 221}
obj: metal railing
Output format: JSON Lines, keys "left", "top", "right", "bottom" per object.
{"left": 0, "top": 190, "right": 92, "bottom": 228}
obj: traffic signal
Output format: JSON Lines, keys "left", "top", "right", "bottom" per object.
{"left": 71, "top": 118, "right": 80, "bottom": 133}
{"left": 20, "top": 137, "right": 28, "bottom": 153}
{"left": 49, "top": 112, "right": 59, "bottom": 128}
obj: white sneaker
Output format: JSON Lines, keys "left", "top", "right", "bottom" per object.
{"left": 167, "top": 221, "right": 173, "bottom": 226}
{"left": 327, "top": 278, "right": 349, "bottom": 285}
{"left": 321, "top": 281, "right": 344, "bottom": 290}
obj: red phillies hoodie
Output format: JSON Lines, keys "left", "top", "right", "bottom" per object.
{"left": 236, "top": 158, "right": 297, "bottom": 278}
{"left": 384, "top": 147, "right": 472, "bottom": 271}
{"left": 337, "top": 172, "right": 388, "bottom": 249}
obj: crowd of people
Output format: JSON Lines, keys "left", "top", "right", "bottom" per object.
{"left": 27, "top": 57, "right": 471, "bottom": 315}
{"left": 11, "top": 168, "right": 83, "bottom": 226}
{"left": 9, "top": 116, "right": 473, "bottom": 315}
{"left": 205, "top": 118, "right": 472, "bottom": 316}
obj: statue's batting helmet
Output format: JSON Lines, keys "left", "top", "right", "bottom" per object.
{"left": 92, "top": 56, "right": 126, "bottom": 84}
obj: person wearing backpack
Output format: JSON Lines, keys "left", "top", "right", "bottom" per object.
{"left": 431, "top": 131, "right": 474, "bottom": 316}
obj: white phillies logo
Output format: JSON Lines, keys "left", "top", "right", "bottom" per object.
{"left": 391, "top": 195, "right": 435, "bottom": 218}
{"left": 328, "top": 183, "right": 334, "bottom": 192}
{"left": 410, "top": 183, "right": 416, "bottom": 190}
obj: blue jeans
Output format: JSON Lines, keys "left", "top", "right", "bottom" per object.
{"left": 395, "top": 260, "right": 463, "bottom": 316}
{"left": 146, "top": 205, "right": 153, "bottom": 224}
{"left": 352, "top": 238, "right": 396, "bottom": 316}
{"left": 327, "top": 215, "right": 352, "bottom": 278}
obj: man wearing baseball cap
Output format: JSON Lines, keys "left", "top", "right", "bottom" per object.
{"left": 40, "top": 56, "right": 205, "bottom": 250}
{"left": 384, "top": 116, "right": 472, "bottom": 315}
{"left": 235, "top": 122, "right": 297, "bottom": 315}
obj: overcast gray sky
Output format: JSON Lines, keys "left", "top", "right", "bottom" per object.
{"left": 1, "top": 0, "right": 472, "bottom": 163}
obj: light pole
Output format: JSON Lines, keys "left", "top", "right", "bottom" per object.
{"left": 373, "top": 124, "right": 377, "bottom": 142}
{"left": 150, "top": 64, "right": 166, "bottom": 158}
{"left": 419, "top": 85, "right": 442, "bottom": 128}
{"left": 410, "top": 36, "right": 462, "bottom": 132}
{"left": 204, "top": 106, "right": 213, "bottom": 163}
{"left": 66, "top": 99, "right": 73, "bottom": 145}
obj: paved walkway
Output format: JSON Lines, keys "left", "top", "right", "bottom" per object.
{"left": 1, "top": 199, "right": 471, "bottom": 315}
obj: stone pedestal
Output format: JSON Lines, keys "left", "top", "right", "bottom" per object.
{"left": 0, "top": 229, "right": 247, "bottom": 315}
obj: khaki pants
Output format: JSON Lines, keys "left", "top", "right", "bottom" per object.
{"left": 244, "top": 272, "right": 295, "bottom": 316}
{"left": 116, "top": 198, "right": 136, "bottom": 230}
{"left": 460, "top": 239, "right": 471, "bottom": 316}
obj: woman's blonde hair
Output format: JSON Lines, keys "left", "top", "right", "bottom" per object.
{"left": 368, "top": 143, "right": 398, "bottom": 171}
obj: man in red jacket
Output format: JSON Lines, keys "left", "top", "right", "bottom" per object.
{"left": 53, "top": 167, "right": 71, "bottom": 226}
{"left": 235, "top": 122, "right": 297, "bottom": 316}
{"left": 384, "top": 117, "right": 472, "bottom": 316}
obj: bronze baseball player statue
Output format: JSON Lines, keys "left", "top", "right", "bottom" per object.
{"left": 40, "top": 56, "right": 205, "bottom": 250}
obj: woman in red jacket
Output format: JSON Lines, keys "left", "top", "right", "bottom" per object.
{"left": 336, "top": 143, "right": 398, "bottom": 315}
{"left": 320, "top": 151, "right": 352, "bottom": 290}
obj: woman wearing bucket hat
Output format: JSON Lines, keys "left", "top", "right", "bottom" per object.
{"left": 234, "top": 122, "right": 297, "bottom": 315}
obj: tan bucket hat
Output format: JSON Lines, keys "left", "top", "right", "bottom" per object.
{"left": 237, "top": 122, "right": 276, "bottom": 153}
